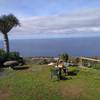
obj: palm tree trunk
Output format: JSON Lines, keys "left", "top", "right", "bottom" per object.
{"left": 3, "top": 33, "right": 9, "bottom": 52}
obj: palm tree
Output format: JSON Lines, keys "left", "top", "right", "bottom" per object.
{"left": 0, "top": 14, "right": 20, "bottom": 52}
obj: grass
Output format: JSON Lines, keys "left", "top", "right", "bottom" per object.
{"left": 0, "top": 64, "right": 100, "bottom": 100}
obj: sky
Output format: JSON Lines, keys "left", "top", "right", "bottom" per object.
{"left": 0, "top": 0, "right": 100, "bottom": 39}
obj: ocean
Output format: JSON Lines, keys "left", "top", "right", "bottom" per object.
{"left": 0, "top": 37, "right": 100, "bottom": 57}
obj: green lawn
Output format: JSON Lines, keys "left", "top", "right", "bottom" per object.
{"left": 0, "top": 65, "right": 100, "bottom": 100}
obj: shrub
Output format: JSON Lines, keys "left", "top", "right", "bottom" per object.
{"left": 0, "top": 50, "right": 24, "bottom": 67}
{"left": 74, "top": 57, "right": 80, "bottom": 66}
{"left": 59, "top": 53, "right": 69, "bottom": 62}
{"left": 6, "top": 52, "right": 20, "bottom": 61}
{"left": 0, "top": 49, "right": 6, "bottom": 66}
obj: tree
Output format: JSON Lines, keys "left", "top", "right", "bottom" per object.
{"left": 59, "top": 53, "right": 69, "bottom": 62}
{"left": 0, "top": 14, "right": 20, "bottom": 52}
{"left": 75, "top": 57, "right": 80, "bottom": 65}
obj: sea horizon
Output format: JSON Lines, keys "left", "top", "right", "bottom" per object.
{"left": 0, "top": 37, "right": 100, "bottom": 57}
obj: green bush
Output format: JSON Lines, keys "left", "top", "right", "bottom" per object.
{"left": 59, "top": 53, "right": 69, "bottom": 62}
{"left": 6, "top": 52, "right": 20, "bottom": 61}
{"left": 0, "top": 49, "right": 7, "bottom": 66}
{"left": 0, "top": 49, "right": 24, "bottom": 67}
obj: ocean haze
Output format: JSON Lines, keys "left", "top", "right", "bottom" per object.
{"left": 0, "top": 37, "right": 100, "bottom": 57}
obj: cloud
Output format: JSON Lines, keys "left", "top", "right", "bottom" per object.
{"left": 8, "top": 8, "right": 100, "bottom": 38}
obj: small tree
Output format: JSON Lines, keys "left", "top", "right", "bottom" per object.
{"left": 75, "top": 57, "right": 80, "bottom": 65}
{"left": 0, "top": 14, "right": 20, "bottom": 52}
{"left": 59, "top": 53, "right": 69, "bottom": 62}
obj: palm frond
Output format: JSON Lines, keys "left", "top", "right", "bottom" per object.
{"left": 0, "top": 14, "right": 20, "bottom": 34}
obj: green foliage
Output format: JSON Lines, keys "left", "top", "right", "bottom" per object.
{"left": 68, "top": 67, "right": 79, "bottom": 75}
{"left": 59, "top": 53, "right": 69, "bottom": 62}
{"left": 0, "top": 14, "right": 20, "bottom": 34}
{"left": 0, "top": 49, "right": 24, "bottom": 66}
{"left": 0, "top": 49, "right": 5, "bottom": 55}
{"left": 89, "top": 63, "right": 100, "bottom": 70}
{"left": 6, "top": 52, "right": 20, "bottom": 60}
{"left": 0, "top": 49, "right": 7, "bottom": 66}
{"left": 0, "top": 14, "right": 20, "bottom": 52}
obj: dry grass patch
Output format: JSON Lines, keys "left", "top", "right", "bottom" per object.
{"left": 59, "top": 83, "right": 84, "bottom": 99}
{"left": 0, "top": 88, "right": 10, "bottom": 100}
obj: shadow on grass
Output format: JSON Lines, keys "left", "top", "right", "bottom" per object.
{"left": 68, "top": 69, "right": 79, "bottom": 76}
{"left": 60, "top": 76, "right": 72, "bottom": 80}
{"left": 52, "top": 77, "right": 72, "bottom": 82}
{"left": 56, "top": 69, "right": 79, "bottom": 81}
{"left": 12, "top": 66, "right": 29, "bottom": 70}
{"left": 51, "top": 69, "right": 79, "bottom": 82}
{"left": 51, "top": 75, "right": 73, "bottom": 82}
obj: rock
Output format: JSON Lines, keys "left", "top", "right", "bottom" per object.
{"left": 3, "top": 61, "right": 19, "bottom": 67}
